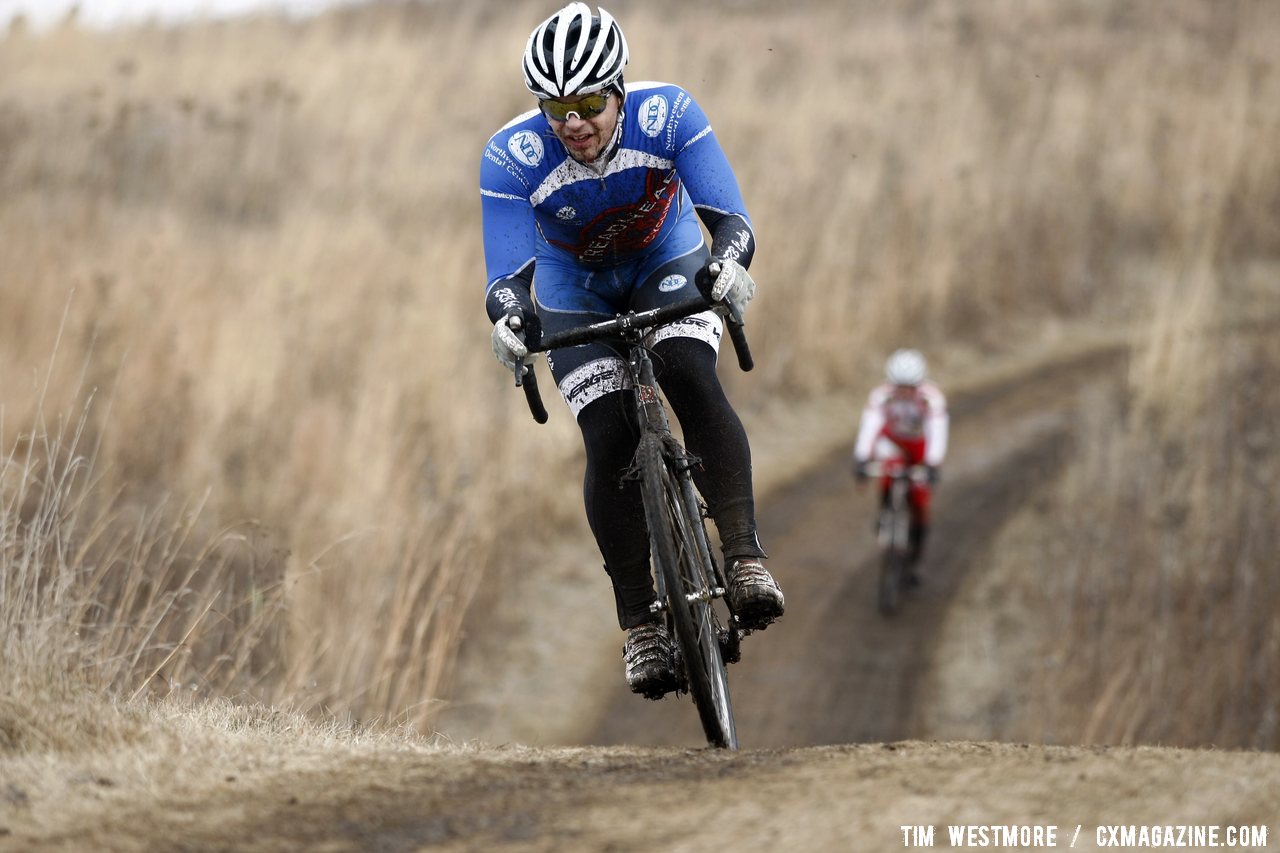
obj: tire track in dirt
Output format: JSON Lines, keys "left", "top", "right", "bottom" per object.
{"left": 586, "top": 346, "right": 1126, "bottom": 749}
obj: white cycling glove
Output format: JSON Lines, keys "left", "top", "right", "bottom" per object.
{"left": 708, "top": 258, "right": 756, "bottom": 318}
{"left": 491, "top": 315, "right": 534, "bottom": 374}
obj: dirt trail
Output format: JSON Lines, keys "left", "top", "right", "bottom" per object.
{"left": 15, "top": 740, "right": 1277, "bottom": 851}
{"left": 436, "top": 339, "right": 1129, "bottom": 748}
{"left": 14, "top": 342, "right": 1280, "bottom": 852}
{"left": 589, "top": 347, "right": 1126, "bottom": 749}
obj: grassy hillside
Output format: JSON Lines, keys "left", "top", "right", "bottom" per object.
{"left": 2, "top": 0, "right": 1277, "bottom": 745}
{"left": 1005, "top": 261, "right": 1280, "bottom": 748}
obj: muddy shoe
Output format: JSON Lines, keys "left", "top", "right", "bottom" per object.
{"left": 624, "top": 622, "right": 679, "bottom": 700}
{"left": 726, "top": 559, "right": 785, "bottom": 630}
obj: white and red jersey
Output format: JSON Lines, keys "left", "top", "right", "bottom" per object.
{"left": 854, "top": 382, "right": 949, "bottom": 467}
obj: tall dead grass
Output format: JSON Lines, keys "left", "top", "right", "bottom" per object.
{"left": 1014, "top": 258, "right": 1280, "bottom": 749}
{"left": 0, "top": 382, "right": 291, "bottom": 751}
{"left": 1004, "top": 71, "right": 1280, "bottom": 745}
{"left": 0, "top": 3, "right": 554, "bottom": 737}
{"left": 2, "top": 0, "right": 1278, "bottom": 744}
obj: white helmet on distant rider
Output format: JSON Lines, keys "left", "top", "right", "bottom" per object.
{"left": 522, "top": 3, "right": 629, "bottom": 99}
{"left": 885, "top": 349, "right": 928, "bottom": 387}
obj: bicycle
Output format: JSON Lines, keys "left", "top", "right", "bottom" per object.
{"left": 509, "top": 291, "right": 754, "bottom": 750}
{"left": 861, "top": 460, "right": 931, "bottom": 616}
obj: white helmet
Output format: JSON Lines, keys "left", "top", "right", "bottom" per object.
{"left": 522, "top": 4, "right": 629, "bottom": 99}
{"left": 885, "top": 349, "right": 928, "bottom": 386}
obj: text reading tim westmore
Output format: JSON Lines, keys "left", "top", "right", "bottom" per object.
{"left": 899, "top": 824, "right": 1270, "bottom": 848}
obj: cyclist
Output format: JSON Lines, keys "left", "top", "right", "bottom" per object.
{"left": 480, "top": 3, "right": 784, "bottom": 699}
{"left": 853, "top": 349, "right": 950, "bottom": 579}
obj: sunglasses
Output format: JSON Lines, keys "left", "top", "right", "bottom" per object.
{"left": 539, "top": 90, "right": 611, "bottom": 122}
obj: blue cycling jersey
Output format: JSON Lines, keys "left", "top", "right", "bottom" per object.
{"left": 480, "top": 81, "right": 754, "bottom": 301}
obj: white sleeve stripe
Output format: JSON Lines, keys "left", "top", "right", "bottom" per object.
{"left": 925, "top": 414, "right": 949, "bottom": 465}
{"left": 481, "top": 189, "right": 526, "bottom": 201}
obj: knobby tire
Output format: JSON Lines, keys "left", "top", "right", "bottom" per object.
{"left": 639, "top": 433, "right": 738, "bottom": 750}
{"left": 878, "top": 537, "right": 904, "bottom": 616}
{"left": 877, "top": 480, "right": 910, "bottom": 617}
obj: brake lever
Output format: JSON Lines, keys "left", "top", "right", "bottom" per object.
{"left": 505, "top": 315, "right": 548, "bottom": 423}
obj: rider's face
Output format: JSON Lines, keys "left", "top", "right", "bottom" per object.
{"left": 543, "top": 91, "right": 619, "bottom": 163}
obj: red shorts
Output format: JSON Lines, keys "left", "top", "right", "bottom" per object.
{"left": 877, "top": 436, "right": 931, "bottom": 526}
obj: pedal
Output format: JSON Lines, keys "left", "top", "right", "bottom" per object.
{"left": 718, "top": 626, "right": 743, "bottom": 664}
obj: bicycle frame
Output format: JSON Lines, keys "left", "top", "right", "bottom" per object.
{"left": 862, "top": 460, "right": 930, "bottom": 615}
{"left": 599, "top": 325, "right": 724, "bottom": 621}
{"left": 513, "top": 293, "right": 753, "bottom": 748}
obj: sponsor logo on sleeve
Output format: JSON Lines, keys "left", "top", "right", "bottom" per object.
{"left": 508, "top": 130, "right": 544, "bottom": 167}
{"left": 638, "top": 95, "right": 669, "bottom": 138}
{"left": 665, "top": 92, "right": 694, "bottom": 149}
{"left": 492, "top": 287, "right": 524, "bottom": 313}
{"left": 719, "top": 228, "right": 751, "bottom": 262}
{"left": 556, "top": 206, "right": 577, "bottom": 221}
{"left": 485, "top": 142, "right": 532, "bottom": 191}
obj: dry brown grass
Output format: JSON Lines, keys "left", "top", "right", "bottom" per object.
{"left": 1009, "top": 259, "right": 1280, "bottom": 749}
{"left": 1, "top": 0, "right": 1278, "bottom": 755}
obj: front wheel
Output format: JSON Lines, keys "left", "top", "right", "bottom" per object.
{"left": 876, "top": 492, "right": 910, "bottom": 617}
{"left": 639, "top": 434, "right": 738, "bottom": 749}
{"left": 878, "top": 542, "right": 905, "bottom": 616}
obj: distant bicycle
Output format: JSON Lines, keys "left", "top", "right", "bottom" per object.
{"left": 514, "top": 293, "right": 755, "bottom": 749}
{"left": 862, "top": 460, "right": 932, "bottom": 616}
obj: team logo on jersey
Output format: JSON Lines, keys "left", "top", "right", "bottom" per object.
{"left": 638, "top": 95, "right": 669, "bottom": 138}
{"left": 508, "top": 131, "right": 543, "bottom": 167}
{"left": 658, "top": 274, "right": 687, "bottom": 293}
{"left": 556, "top": 206, "right": 577, "bottom": 221}
{"left": 548, "top": 170, "right": 678, "bottom": 265}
